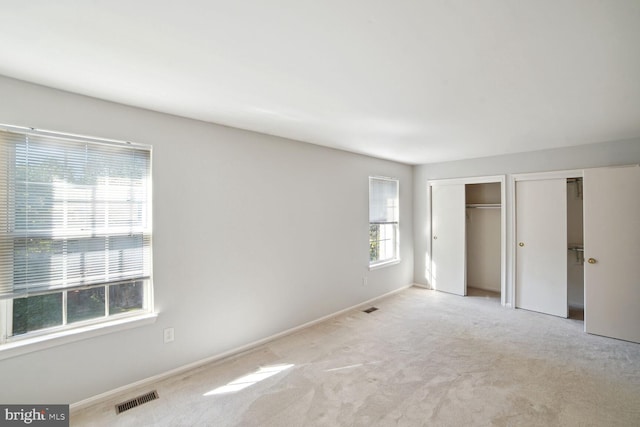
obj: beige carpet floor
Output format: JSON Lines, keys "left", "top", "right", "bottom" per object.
{"left": 71, "top": 287, "right": 640, "bottom": 426}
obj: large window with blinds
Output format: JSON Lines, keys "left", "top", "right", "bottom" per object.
{"left": 369, "top": 176, "right": 399, "bottom": 267}
{"left": 0, "top": 126, "right": 152, "bottom": 343}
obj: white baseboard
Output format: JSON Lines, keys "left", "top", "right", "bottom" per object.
{"left": 412, "top": 282, "right": 431, "bottom": 290}
{"left": 71, "top": 283, "right": 413, "bottom": 412}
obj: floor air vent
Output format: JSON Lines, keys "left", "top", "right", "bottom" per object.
{"left": 115, "top": 390, "right": 159, "bottom": 414}
{"left": 363, "top": 307, "right": 378, "bottom": 313}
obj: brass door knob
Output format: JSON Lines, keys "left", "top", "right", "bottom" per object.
{"left": 518, "top": 242, "right": 524, "bottom": 247}
{"left": 588, "top": 258, "right": 597, "bottom": 264}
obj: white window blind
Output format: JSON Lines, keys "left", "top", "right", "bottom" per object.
{"left": 369, "top": 177, "right": 399, "bottom": 224}
{"left": 0, "top": 127, "right": 151, "bottom": 300}
{"left": 369, "top": 177, "right": 399, "bottom": 266}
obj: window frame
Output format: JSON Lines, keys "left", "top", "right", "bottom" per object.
{"left": 368, "top": 176, "right": 400, "bottom": 269}
{"left": 0, "top": 125, "right": 155, "bottom": 358}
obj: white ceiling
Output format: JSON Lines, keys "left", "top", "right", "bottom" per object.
{"left": 1, "top": 1, "right": 639, "bottom": 165}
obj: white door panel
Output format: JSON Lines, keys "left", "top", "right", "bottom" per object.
{"left": 584, "top": 166, "right": 640, "bottom": 343}
{"left": 516, "top": 179, "right": 567, "bottom": 317}
{"left": 431, "top": 184, "right": 466, "bottom": 296}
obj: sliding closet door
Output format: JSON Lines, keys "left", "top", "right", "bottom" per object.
{"left": 431, "top": 184, "right": 466, "bottom": 295}
{"left": 584, "top": 166, "right": 640, "bottom": 343}
{"left": 515, "top": 179, "right": 568, "bottom": 317}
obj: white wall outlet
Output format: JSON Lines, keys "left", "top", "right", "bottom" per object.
{"left": 362, "top": 276, "right": 367, "bottom": 286}
{"left": 163, "top": 327, "right": 175, "bottom": 343}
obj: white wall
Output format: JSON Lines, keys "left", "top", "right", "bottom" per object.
{"left": 414, "top": 140, "right": 640, "bottom": 304}
{"left": 0, "top": 76, "right": 413, "bottom": 404}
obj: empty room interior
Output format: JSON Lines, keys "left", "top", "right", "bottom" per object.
{"left": 0, "top": 1, "right": 639, "bottom": 426}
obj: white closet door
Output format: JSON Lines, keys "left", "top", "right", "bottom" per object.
{"left": 584, "top": 166, "right": 640, "bottom": 343}
{"left": 431, "top": 184, "right": 466, "bottom": 296}
{"left": 515, "top": 179, "right": 568, "bottom": 317}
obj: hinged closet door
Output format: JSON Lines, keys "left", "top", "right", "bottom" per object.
{"left": 431, "top": 184, "right": 466, "bottom": 295}
{"left": 515, "top": 179, "right": 568, "bottom": 317}
{"left": 584, "top": 166, "right": 640, "bottom": 343}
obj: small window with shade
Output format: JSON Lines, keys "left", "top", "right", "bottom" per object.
{"left": 369, "top": 176, "right": 399, "bottom": 268}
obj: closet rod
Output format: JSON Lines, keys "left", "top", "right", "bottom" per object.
{"left": 568, "top": 246, "right": 584, "bottom": 263}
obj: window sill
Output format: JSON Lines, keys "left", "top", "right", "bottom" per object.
{"left": 369, "top": 259, "right": 401, "bottom": 271}
{"left": 0, "top": 312, "right": 158, "bottom": 361}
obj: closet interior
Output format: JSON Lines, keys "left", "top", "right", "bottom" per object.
{"left": 465, "top": 183, "right": 502, "bottom": 298}
{"left": 567, "top": 178, "right": 584, "bottom": 320}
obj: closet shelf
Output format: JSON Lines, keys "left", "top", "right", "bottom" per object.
{"left": 465, "top": 203, "right": 501, "bottom": 209}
